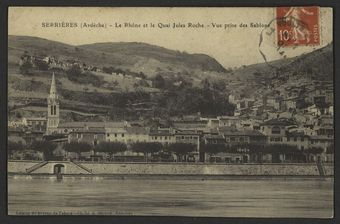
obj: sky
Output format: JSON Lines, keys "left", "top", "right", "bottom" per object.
{"left": 8, "top": 7, "right": 333, "bottom": 68}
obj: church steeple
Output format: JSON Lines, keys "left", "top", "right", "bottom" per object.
{"left": 49, "top": 72, "right": 57, "bottom": 98}
{"left": 46, "top": 72, "right": 60, "bottom": 134}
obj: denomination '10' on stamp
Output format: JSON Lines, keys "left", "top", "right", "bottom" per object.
{"left": 276, "top": 6, "right": 320, "bottom": 46}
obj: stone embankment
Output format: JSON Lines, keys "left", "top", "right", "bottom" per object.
{"left": 8, "top": 160, "right": 334, "bottom": 177}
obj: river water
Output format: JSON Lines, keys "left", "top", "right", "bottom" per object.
{"left": 8, "top": 176, "right": 333, "bottom": 218}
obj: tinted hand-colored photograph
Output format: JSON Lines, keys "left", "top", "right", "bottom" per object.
{"left": 7, "top": 7, "right": 333, "bottom": 217}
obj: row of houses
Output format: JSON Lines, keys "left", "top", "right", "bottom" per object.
{"left": 228, "top": 82, "right": 333, "bottom": 115}
{"left": 11, "top": 114, "right": 333, "bottom": 152}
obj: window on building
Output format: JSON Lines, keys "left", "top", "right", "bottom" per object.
{"left": 165, "top": 136, "right": 168, "bottom": 140}
{"left": 275, "top": 137, "right": 282, "bottom": 142}
{"left": 240, "top": 137, "right": 244, "bottom": 142}
{"left": 287, "top": 137, "right": 290, "bottom": 141}
{"left": 115, "top": 133, "right": 117, "bottom": 137}
{"left": 160, "top": 136, "right": 163, "bottom": 140}
{"left": 230, "top": 137, "right": 235, "bottom": 142}
{"left": 182, "top": 136, "right": 184, "bottom": 139}
{"left": 122, "top": 134, "right": 124, "bottom": 137}
{"left": 272, "top": 126, "right": 281, "bottom": 134}
{"left": 294, "top": 137, "right": 297, "bottom": 142}
{"left": 301, "top": 137, "right": 304, "bottom": 142}
{"left": 155, "top": 137, "right": 158, "bottom": 140}
{"left": 107, "top": 133, "right": 110, "bottom": 137}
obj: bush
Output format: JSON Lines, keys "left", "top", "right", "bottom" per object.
{"left": 19, "top": 60, "right": 33, "bottom": 75}
{"left": 35, "top": 59, "right": 49, "bottom": 71}
{"left": 8, "top": 141, "right": 25, "bottom": 153}
{"left": 66, "top": 66, "right": 105, "bottom": 87}
{"left": 30, "top": 140, "right": 57, "bottom": 160}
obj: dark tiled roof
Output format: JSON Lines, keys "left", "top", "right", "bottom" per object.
{"left": 261, "top": 118, "right": 296, "bottom": 126}
{"left": 174, "top": 131, "right": 200, "bottom": 136}
{"left": 219, "top": 128, "right": 264, "bottom": 136}
{"left": 203, "top": 134, "right": 225, "bottom": 140}
{"left": 126, "top": 127, "right": 150, "bottom": 135}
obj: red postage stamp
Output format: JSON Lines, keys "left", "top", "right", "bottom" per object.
{"left": 276, "top": 6, "right": 320, "bottom": 46}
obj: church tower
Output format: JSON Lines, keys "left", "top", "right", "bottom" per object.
{"left": 47, "top": 73, "right": 60, "bottom": 134}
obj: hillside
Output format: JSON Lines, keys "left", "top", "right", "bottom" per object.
{"left": 9, "top": 35, "right": 226, "bottom": 78}
{"left": 79, "top": 42, "right": 226, "bottom": 76}
{"left": 8, "top": 35, "right": 333, "bottom": 122}
{"left": 227, "top": 43, "right": 333, "bottom": 97}
{"left": 233, "top": 43, "right": 333, "bottom": 82}
{"left": 8, "top": 35, "right": 230, "bottom": 121}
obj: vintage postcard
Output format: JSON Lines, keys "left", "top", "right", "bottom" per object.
{"left": 7, "top": 7, "right": 333, "bottom": 218}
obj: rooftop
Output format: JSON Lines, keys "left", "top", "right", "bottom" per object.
{"left": 59, "top": 121, "right": 127, "bottom": 129}
{"left": 219, "top": 127, "right": 264, "bottom": 136}
{"left": 203, "top": 134, "right": 225, "bottom": 140}
{"left": 126, "top": 127, "right": 150, "bottom": 135}
{"left": 69, "top": 127, "right": 106, "bottom": 133}
{"left": 261, "top": 118, "right": 296, "bottom": 126}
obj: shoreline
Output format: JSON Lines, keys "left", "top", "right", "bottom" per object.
{"left": 8, "top": 173, "right": 334, "bottom": 180}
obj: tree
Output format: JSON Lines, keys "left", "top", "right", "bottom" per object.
{"left": 167, "top": 143, "right": 196, "bottom": 162}
{"left": 326, "top": 143, "right": 334, "bottom": 154}
{"left": 95, "top": 142, "right": 127, "bottom": 160}
{"left": 201, "top": 143, "right": 227, "bottom": 163}
{"left": 247, "top": 143, "right": 266, "bottom": 163}
{"left": 303, "top": 147, "right": 324, "bottom": 163}
{"left": 264, "top": 144, "right": 300, "bottom": 163}
{"left": 30, "top": 140, "right": 57, "bottom": 161}
{"left": 35, "top": 60, "right": 49, "bottom": 71}
{"left": 138, "top": 72, "right": 147, "bottom": 79}
{"left": 131, "top": 142, "right": 163, "bottom": 162}
{"left": 19, "top": 60, "right": 33, "bottom": 75}
{"left": 67, "top": 65, "right": 82, "bottom": 78}
{"left": 153, "top": 74, "right": 165, "bottom": 89}
{"left": 8, "top": 141, "right": 25, "bottom": 159}
{"left": 64, "top": 142, "right": 93, "bottom": 160}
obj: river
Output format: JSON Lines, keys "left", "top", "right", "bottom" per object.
{"left": 8, "top": 176, "right": 333, "bottom": 218}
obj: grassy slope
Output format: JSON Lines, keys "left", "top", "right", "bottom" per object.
{"left": 8, "top": 35, "right": 332, "bottom": 120}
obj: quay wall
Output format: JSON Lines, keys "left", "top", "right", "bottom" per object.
{"left": 323, "top": 164, "right": 334, "bottom": 176}
{"left": 8, "top": 160, "right": 334, "bottom": 176}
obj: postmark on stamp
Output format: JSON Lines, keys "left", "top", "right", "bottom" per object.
{"left": 276, "top": 7, "right": 320, "bottom": 46}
